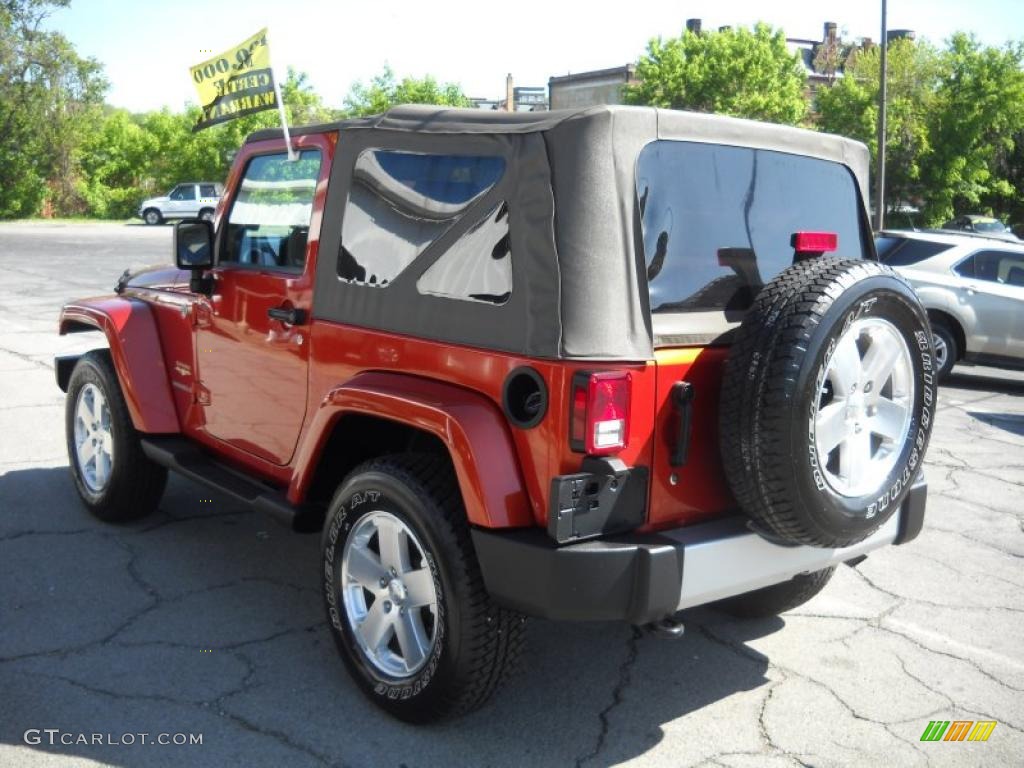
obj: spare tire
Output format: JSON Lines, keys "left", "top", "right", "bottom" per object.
{"left": 720, "top": 258, "right": 936, "bottom": 548}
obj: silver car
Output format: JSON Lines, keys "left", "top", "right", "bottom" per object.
{"left": 138, "top": 182, "right": 223, "bottom": 225}
{"left": 876, "top": 229, "right": 1024, "bottom": 378}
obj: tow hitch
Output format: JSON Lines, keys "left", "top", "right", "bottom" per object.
{"left": 645, "top": 616, "right": 685, "bottom": 639}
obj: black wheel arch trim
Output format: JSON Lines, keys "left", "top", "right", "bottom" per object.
{"left": 55, "top": 354, "right": 82, "bottom": 392}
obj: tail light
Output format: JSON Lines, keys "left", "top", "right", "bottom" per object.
{"left": 791, "top": 231, "right": 838, "bottom": 261}
{"left": 570, "top": 371, "right": 631, "bottom": 455}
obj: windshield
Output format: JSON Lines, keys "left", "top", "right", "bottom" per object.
{"left": 972, "top": 218, "right": 1007, "bottom": 233}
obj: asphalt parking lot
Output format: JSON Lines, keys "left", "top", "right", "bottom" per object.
{"left": 1, "top": 221, "right": 1022, "bottom": 768}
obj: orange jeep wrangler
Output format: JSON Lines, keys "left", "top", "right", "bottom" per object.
{"left": 57, "top": 106, "right": 934, "bottom": 722}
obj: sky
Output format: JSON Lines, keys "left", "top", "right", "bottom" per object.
{"left": 45, "top": 0, "right": 1024, "bottom": 112}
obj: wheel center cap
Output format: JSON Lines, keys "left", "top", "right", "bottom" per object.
{"left": 388, "top": 578, "right": 407, "bottom": 603}
{"left": 846, "top": 391, "right": 868, "bottom": 421}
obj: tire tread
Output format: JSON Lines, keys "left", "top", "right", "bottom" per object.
{"left": 66, "top": 350, "right": 167, "bottom": 522}
{"left": 333, "top": 453, "right": 525, "bottom": 721}
{"left": 720, "top": 258, "right": 925, "bottom": 547}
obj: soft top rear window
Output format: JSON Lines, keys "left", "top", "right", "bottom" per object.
{"left": 874, "top": 236, "right": 951, "bottom": 266}
{"left": 637, "top": 141, "right": 868, "bottom": 314}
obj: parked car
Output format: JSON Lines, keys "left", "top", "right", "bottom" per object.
{"left": 876, "top": 229, "right": 1024, "bottom": 378}
{"left": 941, "top": 214, "right": 1020, "bottom": 243}
{"left": 137, "top": 182, "right": 223, "bottom": 225}
{"left": 57, "top": 106, "right": 934, "bottom": 722}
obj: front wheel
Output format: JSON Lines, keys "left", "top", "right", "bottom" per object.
{"left": 321, "top": 454, "right": 525, "bottom": 722}
{"left": 65, "top": 351, "right": 167, "bottom": 521}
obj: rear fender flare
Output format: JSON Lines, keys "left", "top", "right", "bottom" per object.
{"left": 59, "top": 298, "right": 179, "bottom": 434}
{"left": 290, "top": 372, "right": 532, "bottom": 529}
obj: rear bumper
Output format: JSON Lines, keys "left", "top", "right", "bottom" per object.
{"left": 472, "top": 473, "right": 926, "bottom": 624}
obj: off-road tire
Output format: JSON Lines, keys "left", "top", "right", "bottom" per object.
{"left": 717, "top": 567, "right": 835, "bottom": 618}
{"left": 321, "top": 454, "right": 525, "bottom": 722}
{"left": 143, "top": 208, "right": 162, "bottom": 225}
{"left": 65, "top": 351, "right": 167, "bottom": 521}
{"left": 720, "top": 258, "right": 936, "bottom": 548}
{"left": 930, "top": 322, "right": 958, "bottom": 380}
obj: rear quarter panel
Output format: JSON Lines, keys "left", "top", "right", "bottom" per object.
{"left": 299, "top": 321, "right": 656, "bottom": 529}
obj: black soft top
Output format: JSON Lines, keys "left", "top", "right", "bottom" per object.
{"left": 252, "top": 106, "right": 870, "bottom": 361}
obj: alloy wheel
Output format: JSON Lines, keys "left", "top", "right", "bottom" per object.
{"left": 340, "top": 510, "right": 439, "bottom": 679}
{"left": 73, "top": 383, "right": 115, "bottom": 492}
{"left": 932, "top": 333, "right": 949, "bottom": 371}
{"left": 812, "top": 317, "right": 914, "bottom": 498}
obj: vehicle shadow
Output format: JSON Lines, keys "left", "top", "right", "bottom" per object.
{"left": 0, "top": 467, "right": 775, "bottom": 768}
{"left": 967, "top": 411, "right": 1024, "bottom": 437}
{"left": 946, "top": 369, "right": 1024, "bottom": 396}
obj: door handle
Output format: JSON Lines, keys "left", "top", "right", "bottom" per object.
{"left": 965, "top": 284, "right": 978, "bottom": 296}
{"left": 669, "top": 381, "right": 695, "bottom": 467}
{"left": 267, "top": 306, "right": 306, "bottom": 325}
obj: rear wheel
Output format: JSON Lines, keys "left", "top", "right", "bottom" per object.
{"left": 930, "top": 322, "right": 958, "bottom": 380}
{"left": 717, "top": 568, "right": 835, "bottom": 618}
{"left": 198, "top": 208, "right": 214, "bottom": 223}
{"left": 143, "top": 208, "right": 162, "bottom": 225}
{"left": 321, "top": 454, "right": 525, "bottom": 722}
{"left": 65, "top": 351, "right": 167, "bottom": 522}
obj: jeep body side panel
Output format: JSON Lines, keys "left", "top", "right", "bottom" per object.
{"left": 59, "top": 297, "right": 179, "bottom": 433}
{"left": 187, "top": 134, "right": 334, "bottom": 467}
{"left": 648, "top": 346, "right": 736, "bottom": 527}
{"left": 119, "top": 268, "right": 199, "bottom": 427}
{"left": 299, "top": 321, "right": 657, "bottom": 529}
{"left": 290, "top": 370, "right": 532, "bottom": 528}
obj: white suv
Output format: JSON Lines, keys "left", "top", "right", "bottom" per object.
{"left": 138, "top": 182, "right": 223, "bottom": 225}
{"left": 876, "top": 229, "right": 1024, "bottom": 378}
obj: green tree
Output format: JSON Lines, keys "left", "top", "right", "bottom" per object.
{"left": 0, "top": 0, "right": 107, "bottom": 218}
{"left": 342, "top": 65, "right": 473, "bottom": 117}
{"left": 625, "top": 23, "right": 808, "bottom": 125}
{"left": 75, "top": 108, "right": 155, "bottom": 218}
{"left": 921, "top": 34, "right": 1024, "bottom": 223}
{"left": 817, "top": 39, "right": 941, "bottom": 220}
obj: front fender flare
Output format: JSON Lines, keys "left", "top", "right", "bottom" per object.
{"left": 290, "top": 372, "right": 532, "bottom": 529}
{"left": 59, "top": 297, "right": 179, "bottom": 434}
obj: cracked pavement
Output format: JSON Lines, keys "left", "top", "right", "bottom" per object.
{"left": 1, "top": 222, "right": 1022, "bottom": 767}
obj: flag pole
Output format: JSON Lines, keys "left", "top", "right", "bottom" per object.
{"left": 874, "top": 0, "right": 888, "bottom": 230}
{"left": 272, "top": 70, "right": 297, "bottom": 162}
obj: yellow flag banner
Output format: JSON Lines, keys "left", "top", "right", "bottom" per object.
{"left": 190, "top": 28, "right": 277, "bottom": 132}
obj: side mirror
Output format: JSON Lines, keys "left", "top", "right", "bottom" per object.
{"left": 174, "top": 219, "right": 214, "bottom": 270}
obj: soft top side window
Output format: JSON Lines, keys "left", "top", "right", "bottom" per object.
{"left": 416, "top": 202, "right": 512, "bottom": 305}
{"left": 339, "top": 150, "right": 505, "bottom": 287}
